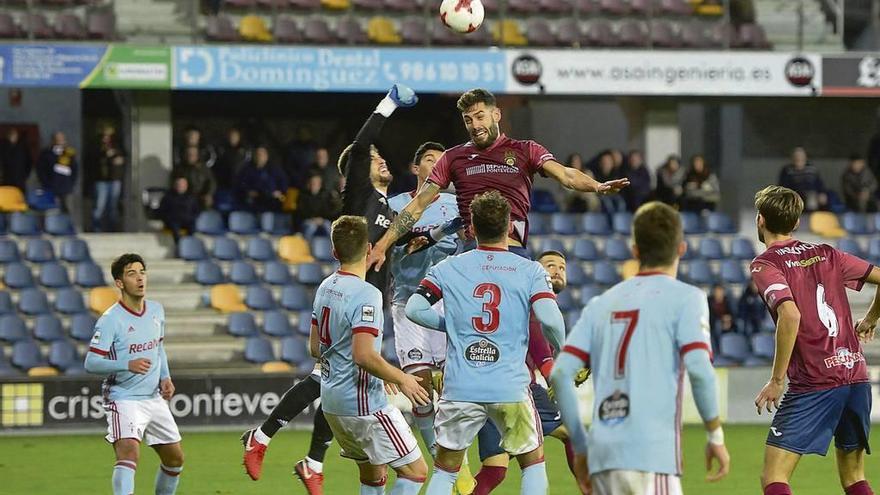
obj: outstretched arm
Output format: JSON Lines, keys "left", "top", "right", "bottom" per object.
{"left": 367, "top": 181, "right": 440, "bottom": 271}
{"left": 542, "top": 160, "right": 629, "bottom": 194}
{"left": 532, "top": 297, "right": 565, "bottom": 353}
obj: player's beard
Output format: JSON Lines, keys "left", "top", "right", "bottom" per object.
{"left": 472, "top": 123, "right": 500, "bottom": 149}
{"left": 552, "top": 280, "right": 566, "bottom": 294}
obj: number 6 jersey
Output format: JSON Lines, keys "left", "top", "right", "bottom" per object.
{"left": 416, "top": 246, "right": 555, "bottom": 403}
{"left": 750, "top": 239, "right": 873, "bottom": 393}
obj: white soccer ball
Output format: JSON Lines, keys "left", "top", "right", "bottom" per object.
{"left": 439, "top": 0, "right": 485, "bottom": 34}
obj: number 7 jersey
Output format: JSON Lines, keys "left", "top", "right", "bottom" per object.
{"left": 418, "top": 247, "right": 556, "bottom": 403}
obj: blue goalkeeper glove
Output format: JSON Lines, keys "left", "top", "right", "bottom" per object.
{"left": 395, "top": 216, "right": 465, "bottom": 254}
{"left": 388, "top": 84, "right": 418, "bottom": 108}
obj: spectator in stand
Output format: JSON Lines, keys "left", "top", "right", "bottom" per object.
{"left": 91, "top": 124, "right": 126, "bottom": 232}
{"left": 565, "top": 153, "right": 600, "bottom": 213}
{"left": 624, "top": 149, "right": 651, "bottom": 212}
{"left": 213, "top": 127, "right": 251, "bottom": 191}
{"left": 841, "top": 154, "right": 878, "bottom": 213}
{"left": 173, "top": 126, "right": 216, "bottom": 169}
{"left": 294, "top": 172, "right": 341, "bottom": 236}
{"left": 655, "top": 154, "right": 685, "bottom": 206}
{"left": 737, "top": 280, "right": 766, "bottom": 337}
{"left": 609, "top": 148, "right": 624, "bottom": 175}
{"left": 160, "top": 176, "right": 201, "bottom": 247}
{"left": 173, "top": 146, "right": 216, "bottom": 209}
{"left": 283, "top": 125, "right": 318, "bottom": 189}
{"left": 311, "top": 147, "right": 340, "bottom": 193}
{"left": 0, "top": 128, "right": 32, "bottom": 193}
{"left": 36, "top": 131, "right": 78, "bottom": 213}
{"left": 594, "top": 150, "right": 627, "bottom": 214}
{"left": 235, "top": 145, "right": 288, "bottom": 213}
{"left": 778, "top": 146, "right": 827, "bottom": 211}
{"left": 708, "top": 283, "right": 737, "bottom": 352}
{"left": 680, "top": 154, "right": 721, "bottom": 212}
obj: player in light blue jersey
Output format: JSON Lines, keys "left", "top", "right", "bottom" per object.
{"left": 84, "top": 253, "right": 184, "bottom": 495}
{"left": 551, "top": 202, "right": 730, "bottom": 495}
{"left": 308, "top": 215, "right": 430, "bottom": 495}
{"left": 406, "top": 190, "right": 566, "bottom": 495}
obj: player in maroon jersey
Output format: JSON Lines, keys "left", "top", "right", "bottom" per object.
{"left": 750, "top": 185, "right": 879, "bottom": 495}
{"left": 366, "top": 88, "right": 629, "bottom": 267}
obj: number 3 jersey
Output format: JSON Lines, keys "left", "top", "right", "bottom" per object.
{"left": 417, "top": 247, "right": 555, "bottom": 403}
{"left": 750, "top": 239, "right": 872, "bottom": 393}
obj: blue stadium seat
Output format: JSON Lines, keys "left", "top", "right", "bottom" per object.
{"left": 244, "top": 336, "right": 275, "bottom": 363}
{"left": 39, "top": 262, "right": 71, "bottom": 288}
{"left": 10, "top": 212, "right": 41, "bottom": 236}
{"left": 838, "top": 238, "right": 865, "bottom": 258}
{"left": 566, "top": 263, "right": 589, "bottom": 287}
{"left": 75, "top": 262, "right": 107, "bottom": 288}
{"left": 281, "top": 284, "right": 310, "bottom": 311}
{"left": 680, "top": 239, "right": 697, "bottom": 261}
{"left": 12, "top": 339, "right": 47, "bottom": 370}
{"left": 730, "top": 237, "right": 756, "bottom": 260}
{"left": 310, "top": 237, "right": 334, "bottom": 262}
{"left": 551, "top": 213, "right": 579, "bottom": 235}
{"left": 297, "top": 310, "right": 313, "bottom": 336}
{"left": 229, "top": 261, "right": 259, "bottom": 286}
{"left": 213, "top": 237, "right": 243, "bottom": 261}
{"left": 4, "top": 262, "right": 34, "bottom": 289}
{"left": 531, "top": 189, "right": 559, "bottom": 213}
{"left": 194, "top": 260, "right": 225, "bottom": 285}
{"left": 213, "top": 190, "right": 235, "bottom": 214}
{"left": 719, "top": 260, "right": 747, "bottom": 284}
{"left": 565, "top": 309, "right": 582, "bottom": 329}
{"left": 573, "top": 239, "right": 599, "bottom": 261}
{"left": 0, "top": 239, "right": 20, "bottom": 263}
{"left": 680, "top": 212, "right": 705, "bottom": 234}
{"left": 245, "top": 285, "right": 276, "bottom": 310}
{"left": 0, "top": 314, "right": 28, "bottom": 342}
{"left": 604, "top": 238, "right": 631, "bottom": 261}
{"left": 686, "top": 260, "right": 715, "bottom": 285}
{"left": 842, "top": 212, "right": 872, "bottom": 235}
{"left": 45, "top": 213, "right": 75, "bottom": 236}
{"left": 538, "top": 238, "right": 566, "bottom": 257}
{"left": 229, "top": 211, "right": 260, "bottom": 235}
{"left": 612, "top": 212, "right": 632, "bottom": 236}
{"left": 556, "top": 290, "right": 575, "bottom": 311}
{"left": 582, "top": 213, "right": 611, "bottom": 236}
{"left": 0, "top": 350, "right": 18, "bottom": 377}
{"left": 263, "top": 310, "right": 293, "bottom": 337}
{"left": 528, "top": 213, "right": 549, "bottom": 236}
{"left": 60, "top": 238, "right": 91, "bottom": 263}
{"left": 70, "top": 313, "right": 97, "bottom": 341}
{"left": 195, "top": 210, "right": 226, "bottom": 236}
{"left": 296, "top": 263, "right": 324, "bottom": 285}
{"left": 25, "top": 239, "right": 55, "bottom": 263}
{"left": 706, "top": 212, "right": 737, "bottom": 234}
{"left": 227, "top": 312, "right": 258, "bottom": 337}
{"left": 34, "top": 314, "right": 64, "bottom": 342}
{"left": 26, "top": 189, "right": 57, "bottom": 211}
{"left": 49, "top": 339, "right": 78, "bottom": 371}
{"left": 579, "top": 284, "right": 602, "bottom": 305}
{"left": 19, "top": 288, "right": 50, "bottom": 315}
{"left": 246, "top": 237, "right": 276, "bottom": 262}
{"left": 55, "top": 287, "right": 87, "bottom": 314}
{"left": 281, "top": 336, "right": 311, "bottom": 366}
{"left": 751, "top": 332, "right": 775, "bottom": 360}
{"left": 719, "top": 333, "right": 750, "bottom": 363}
{"left": 179, "top": 236, "right": 208, "bottom": 261}
{"left": 592, "top": 261, "right": 621, "bottom": 286}
{"left": 0, "top": 291, "right": 12, "bottom": 315}
{"left": 263, "top": 261, "right": 292, "bottom": 286}
{"left": 261, "top": 212, "right": 292, "bottom": 236}
{"left": 698, "top": 238, "right": 725, "bottom": 260}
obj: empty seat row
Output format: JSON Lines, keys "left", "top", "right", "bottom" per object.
{"left": 0, "top": 286, "right": 89, "bottom": 317}
{"left": 180, "top": 235, "right": 329, "bottom": 263}
{"left": 195, "top": 259, "right": 325, "bottom": 288}
{"left": 0, "top": 312, "right": 95, "bottom": 342}
{"left": 3, "top": 261, "right": 105, "bottom": 289}
{"left": 228, "top": 309, "right": 311, "bottom": 338}
{"left": 0, "top": 211, "right": 76, "bottom": 236}
{"left": 220, "top": 0, "right": 694, "bottom": 15}
{"left": 529, "top": 211, "right": 738, "bottom": 237}
{"left": 0, "top": 11, "right": 116, "bottom": 40}
{"left": 534, "top": 236, "right": 755, "bottom": 262}
{"left": 195, "top": 210, "right": 292, "bottom": 236}
{"left": 0, "top": 338, "right": 88, "bottom": 374}
{"left": 714, "top": 332, "right": 775, "bottom": 367}
{"left": 244, "top": 335, "right": 314, "bottom": 370}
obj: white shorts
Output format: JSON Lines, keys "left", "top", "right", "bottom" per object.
{"left": 592, "top": 471, "right": 682, "bottom": 495}
{"left": 392, "top": 302, "right": 446, "bottom": 372}
{"left": 104, "top": 397, "right": 182, "bottom": 446}
{"left": 325, "top": 404, "right": 422, "bottom": 468}
{"left": 434, "top": 398, "right": 542, "bottom": 456}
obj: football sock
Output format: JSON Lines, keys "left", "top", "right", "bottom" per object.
{"left": 520, "top": 461, "right": 548, "bottom": 495}
{"left": 845, "top": 480, "right": 874, "bottom": 495}
{"left": 562, "top": 439, "right": 576, "bottom": 474}
{"left": 391, "top": 476, "right": 425, "bottom": 495}
{"left": 425, "top": 465, "right": 459, "bottom": 495}
{"left": 155, "top": 464, "right": 182, "bottom": 495}
{"left": 473, "top": 466, "right": 507, "bottom": 495}
{"left": 304, "top": 456, "right": 323, "bottom": 474}
{"left": 412, "top": 404, "right": 436, "bottom": 457}
{"left": 253, "top": 428, "right": 271, "bottom": 446}
{"left": 307, "top": 406, "right": 333, "bottom": 463}
{"left": 764, "top": 482, "right": 793, "bottom": 495}
{"left": 260, "top": 376, "right": 321, "bottom": 438}
{"left": 360, "top": 476, "right": 386, "bottom": 495}
{"left": 112, "top": 460, "right": 136, "bottom": 495}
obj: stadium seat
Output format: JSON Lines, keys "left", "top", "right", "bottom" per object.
{"left": 4, "top": 262, "right": 34, "bottom": 289}
{"left": 86, "top": 9, "right": 116, "bottom": 39}
{"left": 246, "top": 237, "right": 276, "bottom": 262}
{"left": 556, "top": 290, "right": 576, "bottom": 311}
{"left": 585, "top": 20, "right": 617, "bottom": 47}
{"left": 75, "top": 262, "right": 107, "bottom": 288}
{"left": 245, "top": 285, "right": 276, "bottom": 310}
{"left": 541, "top": 0, "right": 574, "bottom": 13}
{"left": 869, "top": 238, "right": 880, "bottom": 262}
{"left": 735, "top": 23, "right": 771, "bottom": 49}
{"left": 227, "top": 312, "right": 258, "bottom": 337}
{"left": 263, "top": 310, "right": 293, "bottom": 337}
{"left": 680, "top": 212, "right": 705, "bottom": 234}
{"left": 213, "top": 237, "right": 243, "bottom": 261}
{"left": 229, "top": 211, "right": 260, "bottom": 235}
{"left": 34, "top": 315, "right": 64, "bottom": 342}
{"left": 566, "top": 263, "right": 589, "bottom": 287}
{"left": 621, "top": 259, "right": 640, "bottom": 280}
{"left": 310, "top": 237, "right": 334, "bottom": 262}
{"left": 651, "top": 20, "right": 681, "bottom": 48}
{"left": 555, "top": 18, "right": 585, "bottom": 46}
{"left": 0, "top": 239, "right": 20, "bottom": 263}
{"left": 528, "top": 213, "right": 549, "bottom": 236}
{"left": 279, "top": 235, "right": 315, "bottom": 263}
{"left": 719, "top": 260, "right": 747, "bottom": 284}
{"left": 261, "top": 361, "right": 295, "bottom": 374}
{"left": 582, "top": 213, "right": 611, "bottom": 235}
{"left": 296, "top": 263, "right": 324, "bottom": 285}
{"left": 400, "top": 17, "right": 428, "bottom": 45}
{"left": 698, "top": 238, "right": 725, "bottom": 260}
{"left": 539, "top": 238, "right": 566, "bottom": 257}
{"left": 48, "top": 340, "right": 78, "bottom": 371}
{"left": 54, "top": 12, "right": 87, "bottom": 39}
{"left": 707, "top": 212, "right": 737, "bottom": 234}
{"left": 19, "top": 288, "right": 50, "bottom": 315}
{"left": 302, "top": 17, "right": 338, "bottom": 44}
{"left": 39, "top": 262, "right": 70, "bottom": 289}
{"left": 10, "top": 212, "right": 41, "bottom": 236}
{"left": 730, "top": 237, "right": 756, "bottom": 260}
{"left": 531, "top": 190, "right": 559, "bottom": 213}
{"left": 579, "top": 284, "right": 602, "bottom": 305}
{"left": 263, "top": 261, "right": 292, "bottom": 286}
{"left": 196, "top": 210, "right": 226, "bottom": 236}
{"left": 386, "top": 0, "right": 419, "bottom": 12}
{"left": 60, "top": 238, "right": 91, "bottom": 262}
{"left": 493, "top": 19, "right": 527, "bottom": 46}
{"left": 0, "top": 291, "right": 12, "bottom": 315}
{"left": 838, "top": 238, "right": 865, "bottom": 258}
{"left": 809, "top": 212, "right": 846, "bottom": 238}
{"left": 751, "top": 333, "right": 775, "bottom": 359}
{"left": 525, "top": 19, "right": 555, "bottom": 47}
{"left": 244, "top": 336, "right": 276, "bottom": 363}
{"left": 659, "top": 0, "right": 692, "bottom": 15}
{"left": 273, "top": 16, "right": 303, "bottom": 43}
{"left": 604, "top": 238, "right": 631, "bottom": 261}
{"left": 0, "top": 186, "right": 27, "bottom": 212}
{"left": 195, "top": 260, "right": 225, "bottom": 285}
{"left": 281, "top": 284, "right": 310, "bottom": 311}
{"left": 55, "top": 288, "right": 87, "bottom": 315}
{"left": 89, "top": 287, "right": 118, "bottom": 314}
{"left": 338, "top": 17, "right": 369, "bottom": 44}
{"left": 261, "top": 212, "right": 292, "bottom": 235}
{"left": 573, "top": 238, "right": 599, "bottom": 261}
{"left": 179, "top": 236, "right": 208, "bottom": 261}
{"left": 229, "top": 261, "right": 259, "bottom": 286}
{"left": 239, "top": 15, "right": 272, "bottom": 43}
{"left": 593, "top": 261, "right": 621, "bottom": 286}
{"left": 680, "top": 239, "right": 697, "bottom": 261}
{"left": 367, "top": 16, "right": 402, "bottom": 44}
{"left": 70, "top": 313, "right": 97, "bottom": 341}
{"left": 210, "top": 284, "right": 247, "bottom": 313}
{"left": 680, "top": 22, "right": 710, "bottom": 48}
{"left": 0, "top": 314, "right": 28, "bottom": 342}
{"left": 551, "top": 213, "right": 579, "bottom": 236}
{"left": 12, "top": 340, "right": 48, "bottom": 370}
{"left": 25, "top": 239, "right": 55, "bottom": 263}
{"left": 686, "top": 260, "right": 715, "bottom": 285}
{"left": 841, "top": 212, "right": 872, "bottom": 235}
{"left": 45, "top": 213, "right": 75, "bottom": 236}
{"left": 719, "top": 333, "right": 750, "bottom": 363}
{"left": 281, "top": 336, "right": 310, "bottom": 366}
{"left": 297, "top": 310, "right": 314, "bottom": 336}
{"left": 612, "top": 212, "right": 632, "bottom": 236}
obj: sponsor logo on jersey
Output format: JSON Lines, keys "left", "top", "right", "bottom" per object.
{"left": 465, "top": 338, "right": 500, "bottom": 367}
{"left": 129, "top": 338, "right": 161, "bottom": 354}
{"left": 376, "top": 214, "right": 392, "bottom": 228}
{"left": 774, "top": 243, "right": 818, "bottom": 256}
{"left": 361, "top": 305, "right": 375, "bottom": 323}
{"left": 824, "top": 347, "right": 864, "bottom": 370}
{"left": 407, "top": 348, "right": 424, "bottom": 361}
{"left": 598, "top": 390, "right": 630, "bottom": 425}
{"left": 464, "top": 163, "right": 519, "bottom": 177}
{"left": 784, "top": 255, "right": 826, "bottom": 269}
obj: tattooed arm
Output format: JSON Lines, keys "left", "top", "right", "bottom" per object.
{"left": 367, "top": 181, "right": 441, "bottom": 271}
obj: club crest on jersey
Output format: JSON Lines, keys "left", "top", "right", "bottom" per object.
{"left": 407, "top": 348, "right": 423, "bottom": 361}
{"left": 465, "top": 338, "right": 499, "bottom": 367}
{"left": 503, "top": 151, "right": 516, "bottom": 166}
{"left": 361, "top": 305, "right": 375, "bottom": 323}
{"left": 598, "top": 390, "right": 630, "bottom": 425}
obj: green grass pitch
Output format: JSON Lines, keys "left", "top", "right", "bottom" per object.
{"left": 0, "top": 425, "right": 875, "bottom": 494}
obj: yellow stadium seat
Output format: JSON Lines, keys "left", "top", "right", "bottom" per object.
{"left": 211, "top": 284, "right": 247, "bottom": 313}
{"left": 89, "top": 287, "right": 119, "bottom": 315}
{"left": 28, "top": 366, "right": 59, "bottom": 377}
{"left": 321, "top": 0, "right": 350, "bottom": 10}
{"left": 493, "top": 20, "right": 527, "bottom": 46}
{"left": 621, "top": 259, "right": 640, "bottom": 280}
{"left": 279, "top": 235, "right": 315, "bottom": 263}
{"left": 262, "top": 361, "right": 294, "bottom": 373}
{"left": 283, "top": 187, "right": 300, "bottom": 213}
{"left": 809, "top": 212, "right": 846, "bottom": 238}
{"left": 0, "top": 186, "right": 27, "bottom": 212}
{"left": 368, "top": 17, "right": 401, "bottom": 45}
{"left": 240, "top": 15, "right": 273, "bottom": 42}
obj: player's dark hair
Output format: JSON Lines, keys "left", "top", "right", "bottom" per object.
{"left": 413, "top": 142, "right": 445, "bottom": 166}
{"left": 755, "top": 185, "right": 804, "bottom": 235}
{"left": 111, "top": 253, "right": 146, "bottom": 281}
{"left": 537, "top": 250, "right": 566, "bottom": 261}
{"left": 470, "top": 190, "right": 510, "bottom": 243}
{"left": 331, "top": 215, "right": 369, "bottom": 263}
{"left": 457, "top": 88, "right": 497, "bottom": 112}
{"left": 337, "top": 143, "right": 379, "bottom": 176}
{"left": 633, "top": 202, "right": 682, "bottom": 268}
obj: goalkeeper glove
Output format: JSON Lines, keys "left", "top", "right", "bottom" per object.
{"left": 574, "top": 367, "right": 592, "bottom": 387}
{"left": 395, "top": 216, "right": 465, "bottom": 255}
{"left": 389, "top": 84, "right": 418, "bottom": 107}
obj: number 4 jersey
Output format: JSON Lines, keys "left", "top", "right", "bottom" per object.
{"left": 750, "top": 239, "right": 873, "bottom": 393}
{"left": 417, "top": 247, "right": 556, "bottom": 403}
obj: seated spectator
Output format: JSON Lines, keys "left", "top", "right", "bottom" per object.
{"left": 655, "top": 154, "right": 685, "bottom": 206}
{"left": 173, "top": 146, "right": 216, "bottom": 209}
{"left": 36, "top": 131, "right": 78, "bottom": 213}
{"left": 312, "top": 147, "right": 340, "bottom": 193}
{"left": 0, "top": 128, "right": 32, "bottom": 193}
{"left": 737, "top": 280, "right": 765, "bottom": 337}
{"left": 566, "top": 153, "right": 600, "bottom": 213}
{"left": 294, "top": 173, "right": 341, "bottom": 236}
{"left": 173, "top": 126, "right": 216, "bottom": 169}
{"left": 778, "top": 146, "right": 827, "bottom": 211}
{"left": 708, "top": 283, "right": 737, "bottom": 352}
{"left": 235, "top": 145, "right": 288, "bottom": 213}
{"left": 214, "top": 127, "right": 251, "bottom": 191}
{"left": 594, "top": 151, "right": 627, "bottom": 214}
{"left": 160, "top": 176, "right": 200, "bottom": 246}
{"left": 680, "top": 154, "right": 720, "bottom": 212}
{"left": 841, "top": 154, "right": 878, "bottom": 213}
{"left": 284, "top": 125, "right": 318, "bottom": 189}
{"left": 624, "top": 149, "right": 651, "bottom": 212}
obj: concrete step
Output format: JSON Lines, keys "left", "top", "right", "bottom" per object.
{"left": 80, "top": 233, "right": 173, "bottom": 262}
